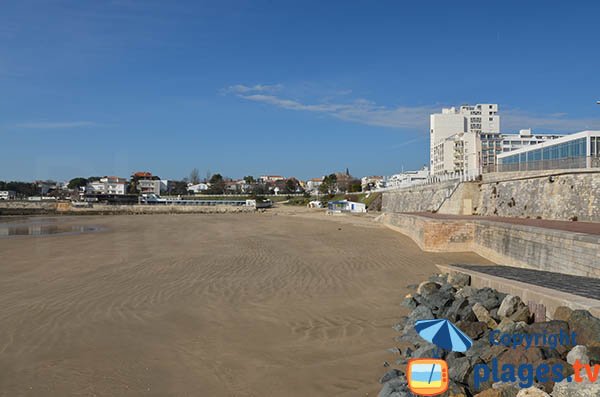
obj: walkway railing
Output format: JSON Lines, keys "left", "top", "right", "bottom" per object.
{"left": 374, "top": 169, "right": 480, "bottom": 192}
{"left": 486, "top": 156, "right": 600, "bottom": 173}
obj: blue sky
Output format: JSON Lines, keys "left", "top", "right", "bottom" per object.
{"left": 1, "top": 0, "right": 599, "bottom": 181}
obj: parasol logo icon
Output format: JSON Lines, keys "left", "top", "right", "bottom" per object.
{"left": 407, "top": 358, "right": 449, "bottom": 396}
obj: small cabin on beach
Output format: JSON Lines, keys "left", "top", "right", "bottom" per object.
{"left": 327, "top": 200, "right": 366, "bottom": 214}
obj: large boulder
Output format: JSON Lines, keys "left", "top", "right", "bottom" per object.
{"left": 567, "top": 310, "right": 600, "bottom": 347}
{"left": 498, "top": 295, "right": 523, "bottom": 318}
{"left": 448, "top": 356, "right": 471, "bottom": 383}
{"left": 414, "top": 290, "right": 455, "bottom": 317}
{"left": 516, "top": 388, "right": 550, "bottom": 397}
{"left": 496, "top": 318, "right": 517, "bottom": 334}
{"left": 469, "top": 288, "right": 505, "bottom": 311}
{"left": 491, "top": 382, "right": 520, "bottom": 397}
{"left": 456, "top": 286, "right": 476, "bottom": 299}
{"left": 566, "top": 345, "right": 589, "bottom": 365}
{"left": 551, "top": 375, "right": 600, "bottom": 396}
{"left": 446, "top": 381, "right": 469, "bottom": 396}
{"left": 377, "top": 377, "right": 415, "bottom": 397}
{"left": 537, "top": 358, "right": 572, "bottom": 392}
{"left": 526, "top": 321, "right": 571, "bottom": 354}
{"left": 467, "top": 338, "right": 494, "bottom": 361}
{"left": 587, "top": 346, "right": 600, "bottom": 365}
{"left": 553, "top": 306, "right": 573, "bottom": 322}
{"left": 405, "top": 305, "right": 434, "bottom": 328}
{"left": 473, "top": 303, "right": 499, "bottom": 328}
{"left": 448, "top": 272, "right": 471, "bottom": 288}
{"left": 417, "top": 281, "right": 441, "bottom": 295}
{"left": 496, "top": 345, "right": 544, "bottom": 367}
{"left": 401, "top": 295, "right": 418, "bottom": 310}
{"left": 457, "top": 320, "right": 488, "bottom": 340}
{"left": 411, "top": 344, "right": 438, "bottom": 359}
{"left": 443, "top": 297, "right": 477, "bottom": 322}
{"left": 379, "top": 368, "right": 404, "bottom": 384}
{"left": 474, "top": 389, "right": 506, "bottom": 397}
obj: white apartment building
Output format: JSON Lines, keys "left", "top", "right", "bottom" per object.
{"left": 430, "top": 104, "right": 499, "bottom": 175}
{"left": 432, "top": 132, "right": 481, "bottom": 176}
{"left": 500, "top": 129, "right": 564, "bottom": 153}
{"left": 386, "top": 167, "right": 429, "bottom": 189}
{"left": 137, "top": 179, "right": 169, "bottom": 195}
{"left": 86, "top": 177, "right": 128, "bottom": 195}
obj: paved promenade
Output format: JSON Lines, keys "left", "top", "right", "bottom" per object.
{"left": 412, "top": 212, "right": 600, "bottom": 235}
{"left": 454, "top": 264, "right": 600, "bottom": 301}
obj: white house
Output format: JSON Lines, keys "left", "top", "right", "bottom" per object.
{"left": 137, "top": 179, "right": 169, "bottom": 195}
{"left": 305, "top": 178, "right": 323, "bottom": 192}
{"left": 361, "top": 176, "right": 385, "bottom": 191}
{"left": 327, "top": 200, "right": 367, "bottom": 213}
{"left": 86, "top": 176, "right": 128, "bottom": 195}
{"left": 0, "top": 190, "right": 16, "bottom": 200}
{"left": 187, "top": 183, "right": 209, "bottom": 193}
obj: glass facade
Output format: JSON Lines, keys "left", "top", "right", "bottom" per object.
{"left": 497, "top": 136, "right": 599, "bottom": 172}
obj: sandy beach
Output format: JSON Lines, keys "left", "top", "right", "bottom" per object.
{"left": 0, "top": 210, "right": 489, "bottom": 396}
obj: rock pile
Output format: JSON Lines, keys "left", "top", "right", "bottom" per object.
{"left": 378, "top": 272, "right": 600, "bottom": 397}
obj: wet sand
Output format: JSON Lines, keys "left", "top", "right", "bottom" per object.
{"left": 0, "top": 210, "right": 490, "bottom": 396}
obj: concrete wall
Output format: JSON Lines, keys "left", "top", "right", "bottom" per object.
{"left": 472, "top": 220, "right": 600, "bottom": 277}
{"left": 477, "top": 169, "right": 600, "bottom": 221}
{"left": 381, "top": 180, "right": 459, "bottom": 213}
{"left": 383, "top": 213, "right": 474, "bottom": 252}
{"left": 0, "top": 201, "right": 58, "bottom": 215}
{"left": 382, "top": 169, "right": 600, "bottom": 222}
{"left": 0, "top": 201, "right": 254, "bottom": 215}
{"left": 383, "top": 213, "right": 600, "bottom": 278}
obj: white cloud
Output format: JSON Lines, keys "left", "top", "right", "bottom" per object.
{"left": 225, "top": 83, "right": 600, "bottom": 132}
{"left": 227, "top": 85, "right": 435, "bottom": 129}
{"left": 15, "top": 121, "right": 96, "bottom": 129}
{"left": 221, "top": 84, "right": 282, "bottom": 95}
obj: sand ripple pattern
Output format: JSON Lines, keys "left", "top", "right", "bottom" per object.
{"left": 0, "top": 212, "right": 489, "bottom": 396}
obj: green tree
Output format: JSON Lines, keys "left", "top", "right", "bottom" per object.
{"left": 285, "top": 178, "right": 300, "bottom": 193}
{"left": 68, "top": 177, "right": 88, "bottom": 190}
{"left": 318, "top": 174, "right": 338, "bottom": 194}
{"left": 244, "top": 175, "right": 256, "bottom": 184}
{"left": 208, "top": 173, "right": 225, "bottom": 194}
{"left": 171, "top": 181, "right": 189, "bottom": 195}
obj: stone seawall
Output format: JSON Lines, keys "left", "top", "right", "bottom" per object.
{"left": 0, "top": 201, "right": 58, "bottom": 215}
{"left": 383, "top": 213, "right": 600, "bottom": 278}
{"left": 382, "top": 169, "right": 600, "bottom": 222}
{"left": 478, "top": 169, "right": 600, "bottom": 221}
{"left": 381, "top": 180, "right": 459, "bottom": 213}
{"left": 0, "top": 201, "right": 255, "bottom": 215}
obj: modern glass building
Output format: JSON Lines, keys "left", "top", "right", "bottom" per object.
{"left": 496, "top": 130, "right": 600, "bottom": 172}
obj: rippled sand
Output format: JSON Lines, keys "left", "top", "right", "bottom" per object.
{"left": 0, "top": 210, "right": 489, "bottom": 396}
